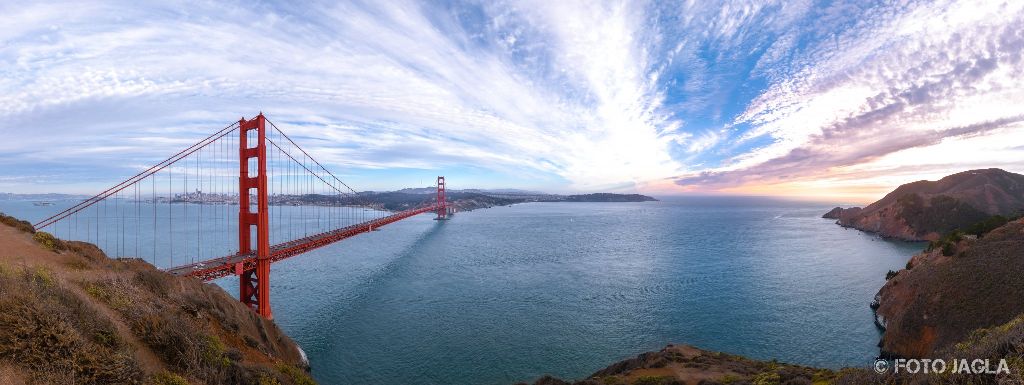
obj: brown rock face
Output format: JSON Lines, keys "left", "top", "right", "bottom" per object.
{"left": 874, "top": 218, "right": 1024, "bottom": 358}
{"left": 827, "top": 168, "right": 1024, "bottom": 240}
{"left": 518, "top": 344, "right": 829, "bottom": 385}
{"left": 823, "top": 207, "right": 850, "bottom": 219}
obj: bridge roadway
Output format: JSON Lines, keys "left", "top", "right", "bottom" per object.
{"left": 166, "top": 204, "right": 439, "bottom": 281}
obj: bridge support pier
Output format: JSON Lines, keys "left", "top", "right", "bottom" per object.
{"left": 238, "top": 113, "right": 272, "bottom": 319}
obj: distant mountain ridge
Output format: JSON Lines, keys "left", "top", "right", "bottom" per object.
{"left": 823, "top": 168, "right": 1024, "bottom": 240}
{"left": 0, "top": 193, "right": 90, "bottom": 201}
{"left": 380, "top": 187, "right": 656, "bottom": 205}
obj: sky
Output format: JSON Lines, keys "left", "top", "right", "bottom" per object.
{"left": 1, "top": 0, "right": 1023, "bottom": 201}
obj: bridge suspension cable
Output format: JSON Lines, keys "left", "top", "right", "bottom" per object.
{"left": 31, "top": 113, "right": 446, "bottom": 318}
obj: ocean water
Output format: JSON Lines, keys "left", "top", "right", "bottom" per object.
{"left": 1, "top": 197, "right": 923, "bottom": 384}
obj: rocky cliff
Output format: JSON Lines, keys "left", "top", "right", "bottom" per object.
{"left": 824, "top": 168, "right": 1024, "bottom": 240}
{"left": 517, "top": 344, "right": 836, "bottom": 385}
{"left": 0, "top": 213, "right": 315, "bottom": 385}
{"left": 521, "top": 313, "right": 1024, "bottom": 385}
{"left": 873, "top": 217, "right": 1024, "bottom": 358}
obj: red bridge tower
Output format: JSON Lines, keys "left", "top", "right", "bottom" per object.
{"left": 237, "top": 113, "right": 272, "bottom": 319}
{"left": 436, "top": 176, "right": 449, "bottom": 220}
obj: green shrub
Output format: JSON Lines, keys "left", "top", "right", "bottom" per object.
{"left": 965, "top": 215, "right": 1011, "bottom": 237}
{"left": 277, "top": 363, "right": 316, "bottom": 385}
{"left": 885, "top": 270, "right": 898, "bottom": 280}
{"left": 85, "top": 281, "right": 132, "bottom": 310}
{"left": 0, "top": 212, "right": 34, "bottom": 233}
{"left": 31, "top": 266, "right": 54, "bottom": 287}
{"left": 203, "top": 335, "right": 231, "bottom": 368}
{"left": 941, "top": 242, "right": 956, "bottom": 256}
{"left": 65, "top": 257, "right": 90, "bottom": 270}
{"left": 633, "top": 375, "right": 676, "bottom": 385}
{"left": 752, "top": 371, "right": 781, "bottom": 385}
{"left": 32, "top": 231, "right": 66, "bottom": 252}
{"left": 259, "top": 374, "right": 283, "bottom": 385}
{"left": 85, "top": 283, "right": 109, "bottom": 299}
{"left": 897, "top": 195, "right": 989, "bottom": 236}
{"left": 720, "top": 374, "right": 741, "bottom": 384}
{"left": 151, "top": 371, "right": 189, "bottom": 385}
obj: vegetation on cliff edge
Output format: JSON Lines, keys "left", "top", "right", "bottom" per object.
{"left": 0, "top": 212, "right": 314, "bottom": 385}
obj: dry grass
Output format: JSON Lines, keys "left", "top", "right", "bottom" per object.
{"left": 0, "top": 266, "right": 143, "bottom": 384}
{"left": 0, "top": 213, "right": 315, "bottom": 385}
{"left": 88, "top": 274, "right": 291, "bottom": 384}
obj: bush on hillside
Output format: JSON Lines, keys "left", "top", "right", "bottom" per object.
{"left": 0, "top": 213, "right": 34, "bottom": 233}
{"left": 964, "top": 214, "right": 1021, "bottom": 237}
{"left": 927, "top": 230, "right": 965, "bottom": 256}
{"left": 0, "top": 266, "right": 143, "bottom": 384}
{"left": 32, "top": 231, "right": 66, "bottom": 252}
{"left": 885, "top": 270, "right": 898, "bottom": 280}
{"left": 897, "top": 194, "right": 990, "bottom": 236}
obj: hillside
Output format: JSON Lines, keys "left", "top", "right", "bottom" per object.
{"left": 0, "top": 214, "right": 314, "bottom": 385}
{"left": 872, "top": 217, "right": 1024, "bottom": 358}
{"left": 522, "top": 310, "right": 1024, "bottom": 385}
{"left": 823, "top": 168, "right": 1024, "bottom": 240}
{"left": 517, "top": 344, "right": 837, "bottom": 385}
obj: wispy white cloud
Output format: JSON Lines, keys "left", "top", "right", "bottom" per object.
{"left": 0, "top": 0, "right": 697, "bottom": 193}
{"left": 2, "top": 1, "right": 1022, "bottom": 197}
{"left": 675, "top": 0, "right": 1024, "bottom": 195}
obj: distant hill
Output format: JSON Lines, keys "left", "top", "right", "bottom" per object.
{"left": 277, "top": 191, "right": 521, "bottom": 212}
{"left": 284, "top": 186, "right": 658, "bottom": 212}
{"left": 0, "top": 193, "right": 90, "bottom": 201}
{"left": 823, "top": 168, "right": 1024, "bottom": 240}
{"left": 560, "top": 193, "right": 657, "bottom": 202}
{"left": 387, "top": 187, "right": 655, "bottom": 202}
{"left": 370, "top": 191, "right": 522, "bottom": 212}
{"left": 391, "top": 187, "right": 546, "bottom": 195}
{"left": 277, "top": 190, "right": 656, "bottom": 213}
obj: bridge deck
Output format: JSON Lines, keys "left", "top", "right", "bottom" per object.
{"left": 166, "top": 204, "right": 438, "bottom": 281}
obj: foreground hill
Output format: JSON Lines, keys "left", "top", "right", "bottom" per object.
{"left": 0, "top": 214, "right": 314, "bottom": 385}
{"left": 873, "top": 217, "right": 1024, "bottom": 358}
{"left": 518, "top": 344, "right": 837, "bottom": 385}
{"left": 521, "top": 320, "right": 1024, "bottom": 385}
{"left": 823, "top": 168, "right": 1024, "bottom": 240}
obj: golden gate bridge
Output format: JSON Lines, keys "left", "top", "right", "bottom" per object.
{"left": 32, "top": 113, "right": 452, "bottom": 319}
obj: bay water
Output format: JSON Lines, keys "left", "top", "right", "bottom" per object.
{"left": 0, "top": 197, "right": 923, "bottom": 384}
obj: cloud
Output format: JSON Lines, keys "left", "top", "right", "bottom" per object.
{"left": 675, "top": 0, "right": 1024, "bottom": 194}
{"left": 0, "top": 0, "right": 696, "bottom": 193}
{"left": 1, "top": 1, "right": 1022, "bottom": 197}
